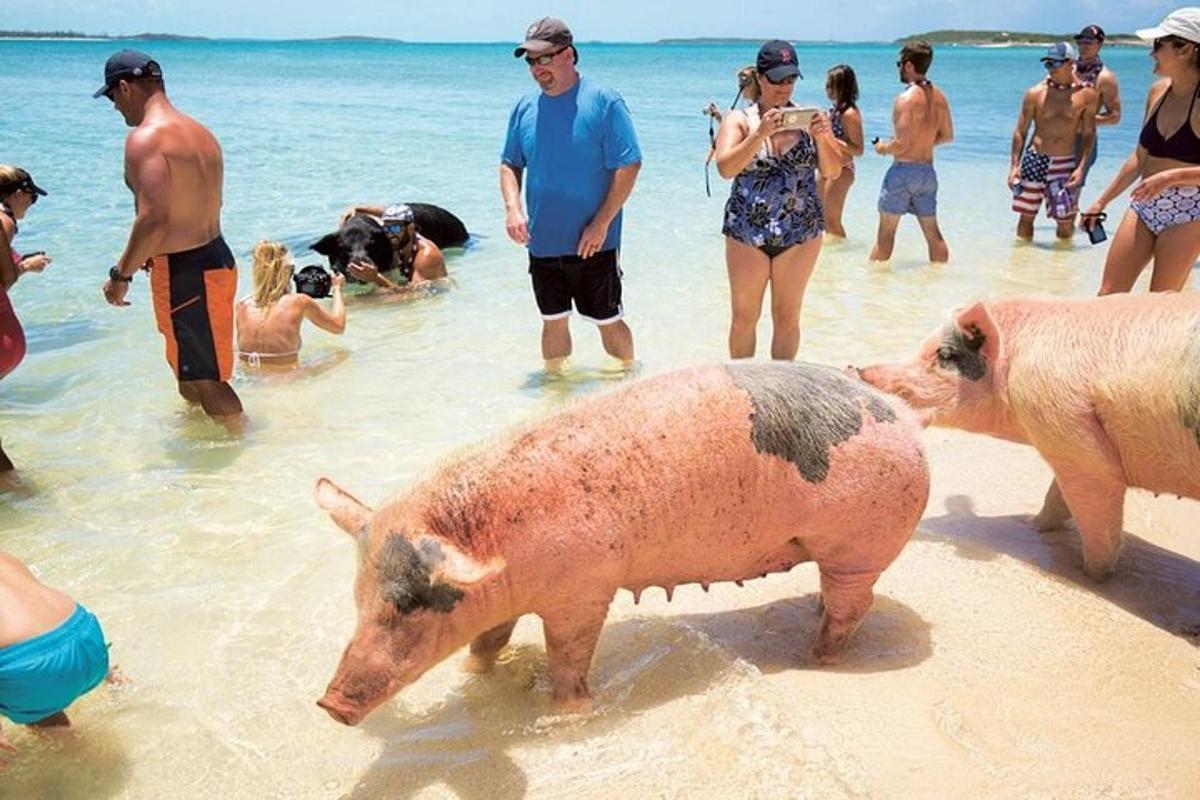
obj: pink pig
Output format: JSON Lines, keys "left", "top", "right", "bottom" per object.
{"left": 857, "top": 292, "right": 1200, "bottom": 580}
{"left": 315, "top": 362, "right": 929, "bottom": 724}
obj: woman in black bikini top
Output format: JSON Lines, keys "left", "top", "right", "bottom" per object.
{"left": 1081, "top": 9, "right": 1200, "bottom": 296}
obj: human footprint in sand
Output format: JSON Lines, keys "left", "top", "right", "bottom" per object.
{"left": 0, "top": 552, "right": 119, "bottom": 768}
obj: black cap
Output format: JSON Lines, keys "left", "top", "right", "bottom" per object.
{"left": 514, "top": 17, "right": 573, "bottom": 58}
{"left": 94, "top": 49, "right": 162, "bottom": 99}
{"left": 757, "top": 40, "right": 802, "bottom": 82}
{"left": 1074, "top": 25, "right": 1106, "bottom": 42}
{"left": 0, "top": 167, "right": 47, "bottom": 198}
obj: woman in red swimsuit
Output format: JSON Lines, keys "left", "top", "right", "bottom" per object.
{"left": 0, "top": 166, "right": 52, "bottom": 474}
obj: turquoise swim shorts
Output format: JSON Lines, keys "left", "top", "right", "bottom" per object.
{"left": 0, "top": 604, "right": 109, "bottom": 724}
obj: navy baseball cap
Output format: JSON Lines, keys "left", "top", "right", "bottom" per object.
{"left": 757, "top": 40, "right": 802, "bottom": 82}
{"left": 1074, "top": 25, "right": 1106, "bottom": 43}
{"left": 94, "top": 50, "right": 162, "bottom": 99}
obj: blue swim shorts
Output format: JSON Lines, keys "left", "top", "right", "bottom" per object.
{"left": 0, "top": 604, "right": 109, "bottom": 724}
{"left": 878, "top": 162, "right": 939, "bottom": 217}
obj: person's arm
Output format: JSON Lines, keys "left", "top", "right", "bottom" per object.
{"left": 1131, "top": 165, "right": 1200, "bottom": 201}
{"left": 841, "top": 107, "right": 865, "bottom": 157}
{"left": 499, "top": 162, "right": 529, "bottom": 245}
{"left": 809, "top": 114, "right": 843, "bottom": 183}
{"left": 577, "top": 162, "right": 640, "bottom": 259}
{"left": 302, "top": 274, "right": 346, "bottom": 333}
{"left": 1096, "top": 70, "right": 1122, "bottom": 126}
{"left": 1009, "top": 89, "right": 1035, "bottom": 186}
{"left": 1070, "top": 92, "right": 1100, "bottom": 188}
{"left": 345, "top": 261, "right": 405, "bottom": 292}
{"left": 876, "top": 96, "right": 912, "bottom": 157}
{"left": 715, "top": 109, "right": 774, "bottom": 178}
{"left": 1082, "top": 82, "right": 1163, "bottom": 223}
{"left": 115, "top": 129, "right": 171, "bottom": 277}
{"left": 412, "top": 239, "right": 446, "bottom": 280}
{"left": 934, "top": 93, "right": 954, "bottom": 146}
{"left": 338, "top": 204, "right": 385, "bottom": 225}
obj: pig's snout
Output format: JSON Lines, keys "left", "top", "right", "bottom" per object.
{"left": 317, "top": 691, "right": 364, "bottom": 727}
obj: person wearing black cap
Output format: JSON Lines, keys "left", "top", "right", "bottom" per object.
{"left": 0, "top": 166, "right": 52, "bottom": 475}
{"left": 870, "top": 40, "right": 954, "bottom": 263}
{"left": 500, "top": 17, "right": 642, "bottom": 374}
{"left": 94, "top": 49, "right": 246, "bottom": 430}
{"left": 712, "top": 40, "right": 843, "bottom": 360}
{"left": 1073, "top": 25, "right": 1123, "bottom": 186}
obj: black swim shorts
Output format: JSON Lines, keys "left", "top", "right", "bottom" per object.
{"left": 528, "top": 249, "right": 624, "bottom": 325}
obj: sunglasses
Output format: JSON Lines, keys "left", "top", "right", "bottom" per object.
{"left": 765, "top": 74, "right": 798, "bottom": 86}
{"left": 18, "top": 184, "right": 38, "bottom": 204}
{"left": 1154, "top": 35, "right": 1192, "bottom": 51}
{"left": 1043, "top": 59, "right": 1068, "bottom": 68}
{"left": 525, "top": 47, "right": 567, "bottom": 67}
{"left": 382, "top": 222, "right": 410, "bottom": 235}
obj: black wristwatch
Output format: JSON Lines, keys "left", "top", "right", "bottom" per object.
{"left": 109, "top": 266, "right": 132, "bottom": 283}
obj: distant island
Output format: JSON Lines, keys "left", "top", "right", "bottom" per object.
{"left": 0, "top": 30, "right": 209, "bottom": 41}
{"left": 309, "top": 36, "right": 404, "bottom": 43}
{"left": 899, "top": 30, "right": 1144, "bottom": 46}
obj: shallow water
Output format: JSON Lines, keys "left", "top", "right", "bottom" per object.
{"left": 1, "top": 40, "right": 1198, "bottom": 798}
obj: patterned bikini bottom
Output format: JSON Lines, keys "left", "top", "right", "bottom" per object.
{"left": 1129, "top": 184, "right": 1200, "bottom": 235}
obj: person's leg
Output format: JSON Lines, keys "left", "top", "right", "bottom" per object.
{"left": 181, "top": 380, "right": 245, "bottom": 432}
{"left": 768, "top": 237, "right": 822, "bottom": 360}
{"left": 916, "top": 216, "right": 950, "bottom": 263}
{"left": 1056, "top": 214, "right": 1078, "bottom": 240}
{"left": 597, "top": 320, "right": 634, "bottom": 363}
{"left": 1098, "top": 210, "right": 1157, "bottom": 295}
{"left": 1148, "top": 218, "right": 1200, "bottom": 291}
{"left": 1016, "top": 214, "right": 1036, "bottom": 240}
{"left": 541, "top": 318, "right": 572, "bottom": 372}
{"left": 870, "top": 213, "right": 902, "bottom": 261}
{"left": 823, "top": 171, "right": 855, "bottom": 239}
{"left": 725, "top": 237, "right": 770, "bottom": 358}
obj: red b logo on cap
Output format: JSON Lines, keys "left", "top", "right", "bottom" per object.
{"left": 781, "top": 49, "right": 793, "bottom": 63}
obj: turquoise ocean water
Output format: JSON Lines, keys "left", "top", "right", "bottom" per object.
{"left": 0, "top": 40, "right": 1172, "bottom": 797}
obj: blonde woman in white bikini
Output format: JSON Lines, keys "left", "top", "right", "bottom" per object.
{"left": 235, "top": 241, "right": 346, "bottom": 369}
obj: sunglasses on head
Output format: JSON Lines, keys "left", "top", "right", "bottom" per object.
{"left": 525, "top": 47, "right": 567, "bottom": 66}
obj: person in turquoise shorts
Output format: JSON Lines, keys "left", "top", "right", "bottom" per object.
{"left": 0, "top": 552, "right": 112, "bottom": 765}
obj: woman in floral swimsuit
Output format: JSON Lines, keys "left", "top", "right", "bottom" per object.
{"left": 714, "top": 40, "right": 843, "bottom": 360}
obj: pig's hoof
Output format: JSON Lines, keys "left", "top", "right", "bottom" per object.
{"left": 462, "top": 654, "right": 497, "bottom": 674}
{"left": 1082, "top": 561, "right": 1116, "bottom": 582}
{"left": 812, "top": 645, "right": 844, "bottom": 666}
{"left": 1032, "top": 512, "right": 1068, "bottom": 533}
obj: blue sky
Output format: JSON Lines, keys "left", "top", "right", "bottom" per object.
{"left": 1, "top": 0, "right": 1179, "bottom": 41}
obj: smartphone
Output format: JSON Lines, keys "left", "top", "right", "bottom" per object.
{"left": 1087, "top": 220, "right": 1107, "bottom": 245}
{"left": 779, "top": 107, "right": 819, "bottom": 132}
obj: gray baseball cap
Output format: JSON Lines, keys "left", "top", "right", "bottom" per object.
{"left": 514, "top": 17, "right": 573, "bottom": 58}
{"left": 1040, "top": 42, "right": 1078, "bottom": 63}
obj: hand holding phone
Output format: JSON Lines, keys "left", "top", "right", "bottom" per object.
{"left": 778, "top": 107, "right": 819, "bottom": 132}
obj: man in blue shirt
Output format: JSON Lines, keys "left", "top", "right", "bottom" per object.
{"left": 500, "top": 17, "right": 643, "bottom": 374}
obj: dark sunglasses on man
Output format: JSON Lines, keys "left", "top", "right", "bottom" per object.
{"left": 525, "top": 47, "right": 566, "bottom": 66}
{"left": 1043, "top": 59, "right": 1069, "bottom": 69}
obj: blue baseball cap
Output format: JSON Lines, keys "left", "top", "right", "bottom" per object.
{"left": 94, "top": 50, "right": 162, "bottom": 99}
{"left": 757, "top": 40, "right": 802, "bottom": 82}
{"left": 1041, "top": 42, "right": 1078, "bottom": 63}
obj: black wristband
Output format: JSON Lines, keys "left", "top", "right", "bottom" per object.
{"left": 109, "top": 266, "right": 132, "bottom": 283}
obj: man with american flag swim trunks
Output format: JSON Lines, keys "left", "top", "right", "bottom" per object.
{"left": 1008, "top": 42, "right": 1100, "bottom": 241}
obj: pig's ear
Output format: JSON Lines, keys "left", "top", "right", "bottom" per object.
{"left": 416, "top": 536, "right": 506, "bottom": 588}
{"left": 315, "top": 478, "right": 372, "bottom": 537}
{"left": 310, "top": 233, "right": 338, "bottom": 256}
{"left": 952, "top": 301, "right": 1001, "bottom": 364}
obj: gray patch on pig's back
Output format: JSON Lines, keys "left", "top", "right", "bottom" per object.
{"left": 376, "top": 535, "right": 463, "bottom": 615}
{"left": 1179, "top": 321, "right": 1200, "bottom": 450}
{"left": 727, "top": 363, "right": 897, "bottom": 483}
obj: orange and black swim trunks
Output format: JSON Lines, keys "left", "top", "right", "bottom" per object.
{"left": 149, "top": 236, "right": 237, "bottom": 383}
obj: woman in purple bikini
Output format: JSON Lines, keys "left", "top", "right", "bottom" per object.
{"left": 714, "top": 40, "right": 842, "bottom": 361}
{"left": 1082, "top": 8, "right": 1200, "bottom": 293}
{"left": 821, "top": 65, "right": 864, "bottom": 238}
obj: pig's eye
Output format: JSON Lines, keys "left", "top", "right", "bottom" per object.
{"left": 936, "top": 347, "right": 959, "bottom": 368}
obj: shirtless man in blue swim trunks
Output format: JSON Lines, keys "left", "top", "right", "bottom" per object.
{"left": 0, "top": 552, "right": 111, "bottom": 764}
{"left": 870, "top": 41, "right": 954, "bottom": 263}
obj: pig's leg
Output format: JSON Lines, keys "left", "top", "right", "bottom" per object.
{"left": 1051, "top": 466, "right": 1127, "bottom": 580}
{"left": 463, "top": 618, "right": 520, "bottom": 674}
{"left": 1033, "top": 478, "right": 1073, "bottom": 532}
{"left": 540, "top": 600, "right": 611, "bottom": 713}
{"left": 813, "top": 568, "right": 878, "bottom": 665}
